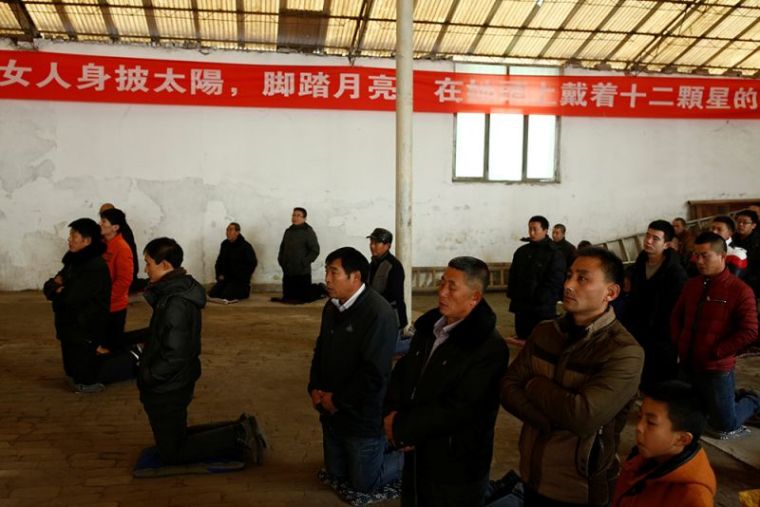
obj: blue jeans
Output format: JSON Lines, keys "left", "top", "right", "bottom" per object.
{"left": 692, "top": 369, "right": 760, "bottom": 432}
{"left": 322, "top": 422, "right": 402, "bottom": 493}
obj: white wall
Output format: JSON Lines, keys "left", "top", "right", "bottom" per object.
{"left": 2, "top": 40, "right": 759, "bottom": 290}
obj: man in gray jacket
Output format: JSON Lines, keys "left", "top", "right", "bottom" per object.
{"left": 274, "top": 207, "right": 322, "bottom": 303}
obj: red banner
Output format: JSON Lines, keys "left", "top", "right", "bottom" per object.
{"left": 1, "top": 49, "right": 759, "bottom": 119}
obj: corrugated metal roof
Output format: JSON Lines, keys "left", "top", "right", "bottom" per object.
{"left": 4, "top": 0, "right": 760, "bottom": 76}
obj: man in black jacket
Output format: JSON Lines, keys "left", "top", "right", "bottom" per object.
{"left": 44, "top": 218, "right": 112, "bottom": 393}
{"left": 508, "top": 215, "right": 566, "bottom": 343}
{"left": 620, "top": 220, "right": 687, "bottom": 389}
{"left": 384, "top": 256, "right": 510, "bottom": 507}
{"left": 137, "top": 237, "right": 264, "bottom": 466}
{"left": 208, "top": 222, "right": 258, "bottom": 300}
{"left": 552, "top": 223, "right": 577, "bottom": 269}
{"left": 308, "top": 247, "right": 401, "bottom": 493}
{"left": 275, "top": 207, "right": 322, "bottom": 303}
{"left": 367, "top": 227, "right": 408, "bottom": 330}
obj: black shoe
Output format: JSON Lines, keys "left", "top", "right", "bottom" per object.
{"left": 237, "top": 413, "right": 267, "bottom": 465}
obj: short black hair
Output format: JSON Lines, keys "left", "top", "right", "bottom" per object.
{"left": 577, "top": 240, "right": 592, "bottom": 249}
{"left": 553, "top": 224, "right": 566, "bottom": 234}
{"left": 229, "top": 222, "right": 241, "bottom": 232}
{"left": 575, "top": 246, "right": 624, "bottom": 286}
{"left": 100, "top": 208, "right": 127, "bottom": 231}
{"left": 448, "top": 256, "right": 490, "bottom": 292}
{"left": 673, "top": 217, "right": 687, "bottom": 227}
{"left": 294, "top": 207, "right": 307, "bottom": 218}
{"left": 529, "top": 215, "right": 549, "bottom": 230}
{"left": 694, "top": 231, "right": 727, "bottom": 254}
{"left": 648, "top": 219, "right": 675, "bottom": 242}
{"left": 144, "top": 237, "right": 184, "bottom": 268}
{"left": 642, "top": 381, "right": 707, "bottom": 441}
{"left": 736, "top": 209, "right": 759, "bottom": 224}
{"left": 325, "top": 247, "right": 369, "bottom": 282}
{"left": 712, "top": 215, "right": 735, "bottom": 233}
{"left": 69, "top": 218, "right": 101, "bottom": 241}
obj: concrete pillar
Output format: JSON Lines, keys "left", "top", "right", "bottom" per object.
{"left": 396, "top": 0, "right": 413, "bottom": 328}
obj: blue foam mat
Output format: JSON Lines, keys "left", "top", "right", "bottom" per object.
{"left": 133, "top": 446, "right": 246, "bottom": 478}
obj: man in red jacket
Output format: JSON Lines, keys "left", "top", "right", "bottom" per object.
{"left": 100, "top": 208, "right": 134, "bottom": 352}
{"left": 671, "top": 231, "right": 759, "bottom": 440}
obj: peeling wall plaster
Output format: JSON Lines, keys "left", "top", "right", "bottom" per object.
{"left": 1, "top": 41, "right": 760, "bottom": 290}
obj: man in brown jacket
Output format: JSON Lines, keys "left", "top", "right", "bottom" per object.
{"left": 501, "top": 247, "right": 644, "bottom": 507}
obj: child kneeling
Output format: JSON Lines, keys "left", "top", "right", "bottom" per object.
{"left": 613, "top": 380, "right": 716, "bottom": 507}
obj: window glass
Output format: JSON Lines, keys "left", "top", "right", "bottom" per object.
{"left": 454, "top": 113, "right": 486, "bottom": 178}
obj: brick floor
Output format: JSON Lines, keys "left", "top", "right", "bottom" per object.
{"left": 0, "top": 291, "right": 757, "bottom": 506}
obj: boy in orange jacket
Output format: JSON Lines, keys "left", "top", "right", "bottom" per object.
{"left": 613, "top": 381, "right": 716, "bottom": 507}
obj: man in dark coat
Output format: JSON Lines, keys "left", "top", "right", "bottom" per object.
{"left": 208, "top": 222, "right": 258, "bottom": 300}
{"left": 367, "top": 227, "right": 408, "bottom": 330}
{"left": 552, "top": 223, "right": 577, "bottom": 269}
{"left": 620, "top": 220, "right": 687, "bottom": 389}
{"left": 275, "top": 207, "right": 322, "bottom": 303}
{"left": 507, "top": 215, "right": 566, "bottom": 342}
{"left": 137, "top": 237, "right": 265, "bottom": 465}
{"left": 44, "top": 218, "right": 112, "bottom": 393}
{"left": 384, "top": 256, "right": 510, "bottom": 507}
{"left": 733, "top": 209, "right": 760, "bottom": 297}
{"left": 308, "top": 247, "right": 402, "bottom": 493}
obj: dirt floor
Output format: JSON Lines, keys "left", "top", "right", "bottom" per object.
{"left": 0, "top": 290, "right": 758, "bottom": 506}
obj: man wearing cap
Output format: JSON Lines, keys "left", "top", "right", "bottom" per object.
{"left": 368, "top": 228, "right": 408, "bottom": 332}
{"left": 100, "top": 207, "right": 134, "bottom": 353}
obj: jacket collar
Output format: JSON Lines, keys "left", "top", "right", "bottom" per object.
{"left": 415, "top": 298, "right": 497, "bottom": 349}
{"left": 557, "top": 306, "right": 617, "bottom": 341}
{"left": 700, "top": 267, "right": 731, "bottom": 285}
{"left": 622, "top": 442, "right": 702, "bottom": 497}
{"left": 61, "top": 241, "right": 106, "bottom": 265}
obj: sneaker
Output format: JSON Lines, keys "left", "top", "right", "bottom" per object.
{"left": 73, "top": 383, "right": 105, "bottom": 394}
{"left": 704, "top": 425, "right": 751, "bottom": 440}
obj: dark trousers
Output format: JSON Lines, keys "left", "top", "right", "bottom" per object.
{"left": 60, "top": 340, "right": 136, "bottom": 385}
{"left": 208, "top": 280, "right": 251, "bottom": 300}
{"left": 639, "top": 342, "right": 678, "bottom": 390}
{"left": 401, "top": 451, "right": 488, "bottom": 507}
{"left": 514, "top": 309, "right": 556, "bottom": 340}
{"left": 140, "top": 385, "right": 244, "bottom": 465}
{"left": 282, "top": 274, "right": 322, "bottom": 302}
{"left": 105, "top": 309, "right": 128, "bottom": 351}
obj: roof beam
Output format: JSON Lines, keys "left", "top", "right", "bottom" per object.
{"left": 627, "top": 0, "right": 707, "bottom": 69}
{"left": 6, "top": 0, "right": 40, "bottom": 41}
{"left": 348, "top": 0, "right": 373, "bottom": 57}
{"left": 502, "top": 3, "right": 542, "bottom": 57}
{"left": 190, "top": 0, "right": 202, "bottom": 45}
{"left": 726, "top": 42, "right": 760, "bottom": 70}
{"left": 97, "top": 0, "right": 119, "bottom": 42}
{"left": 430, "top": 0, "right": 461, "bottom": 57}
{"left": 52, "top": 0, "right": 77, "bottom": 40}
{"left": 569, "top": 0, "right": 625, "bottom": 60}
{"left": 701, "top": 15, "right": 760, "bottom": 69}
{"left": 236, "top": 0, "right": 245, "bottom": 49}
{"left": 141, "top": 0, "right": 160, "bottom": 44}
{"left": 465, "top": 0, "right": 502, "bottom": 55}
{"left": 536, "top": 0, "right": 587, "bottom": 59}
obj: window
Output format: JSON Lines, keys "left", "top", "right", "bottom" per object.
{"left": 453, "top": 64, "right": 560, "bottom": 183}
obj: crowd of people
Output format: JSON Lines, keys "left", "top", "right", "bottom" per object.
{"left": 41, "top": 204, "right": 760, "bottom": 506}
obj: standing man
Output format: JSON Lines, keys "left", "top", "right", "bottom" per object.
{"left": 308, "top": 247, "right": 401, "bottom": 493}
{"left": 100, "top": 208, "right": 134, "bottom": 352}
{"left": 384, "top": 257, "right": 509, "bottom": 506}
{"left": 367, "top": 227, "right": 408, "bottom": 331}
{"left": 208, "top": 222, "right": 258, "bottom": 301}
{"left": 275, "top": 207, "right": 321, "bottom": 303}
{"left": 508, "top": 215, "right": 566, "bottom": 343}
{"left": 671, "top": 232, "right": 759, "bottom": 440}
{"left": 620, "top": 220, "right": 687, "bottom": 389}
{"left": 502, "top": 247, "right": 644, "bottom": 507}
{"left": 552, "top": 223, "right": 577, "bottom": 269}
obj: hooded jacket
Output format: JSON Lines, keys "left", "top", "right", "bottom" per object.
{"left": 385, "top": 300, "right": 509, "bottom": 502}
{"left": 501, "top": 309, "right": 644, "bottom": 506}
{"left": 44, "top": 242, "right": 111, "bottom": 346}
{"left": 137, "top": 269, "right": 206, "bottom": 395}
{"left": 612, "top": 445, "right": 716, "bottom": 507}
{"left": 277, "top": 223, "right": 320, "bottom": 276}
